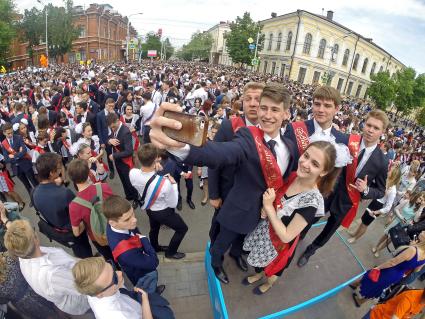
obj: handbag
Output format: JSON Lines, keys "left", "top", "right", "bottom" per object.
{"left": 389, "top": 224, "right": 411, "bottom": 249}
{"left": 368, "top": 268, "right": 381, "bottom": 282}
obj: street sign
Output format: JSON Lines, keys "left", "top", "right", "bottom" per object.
{"left": 248, "top": 37, "right": 254, "bottom": 44}
{"left": 75, "top": 52, "right": 81, "bottom": 61}
{"left": 0, "top": 66, "right": 6, "bottom": 73}
{"left": 129, "top": 43, "right": 135, "bottom": 49}
{"left": 249, "top": 44, "right": 256, "bottom": 50}
{"left": 147, "top": 50, "right": 157, "bottom": 57}
{"left": 251, "top": 58, "right": 259, "bottom": 66}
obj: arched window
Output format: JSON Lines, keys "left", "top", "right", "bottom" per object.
{"left": 303, "top": 33, "right": 312, "bottom": 54}
{"left": 332, "top": 44, "right": 339, "bottom": 61}
{"left": 370, "top": 62, "right": 376, "bottom": 76}
{"left": 361, "top": 58, "right": 369, "bottom": 73}
{"left": 342, "top": 49, "right": 350, "bottom": 66}
{"left": 268, "top": 33, "right": 273, "bottom": 51}
{"left": 353, "top": 54, "right": 360, "bottom": 70}
{"left": 276, "top": 32, "right": 282, "bottom": 51}
{"left": 286, "top": 31, "right": 292, "bottom": 51}
{"left": 317, "top": 39, "right": 326, "bottom": 59}
{"left": 379, "top": 65, "right": 384, "bottom": 72}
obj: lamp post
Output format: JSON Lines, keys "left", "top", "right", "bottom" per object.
{"left": 126, "top": 12, "right": 143, "bottom": 63}
{"left": 37, "top": 0, "right": 48, "bottom": 60}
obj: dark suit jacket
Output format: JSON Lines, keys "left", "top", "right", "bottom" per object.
{"left": 88, "top": 100, "right": 100, "bottom": 114}
{"left": 108, "top": 124, "right": 133, "bottom": 164}
{"left": 77, "top": 112, "right": 97, "bottom": 135}
{"left": 184, "top": 127, "right": 298, "bottom": 234}
{"left": 96, "top": 110, "right": 109, "bottom": 145}
{"left": 11, "top": 113, "right": 36, "bottom": 133}
{"left": 2, "top": 134, "right": 33, "bottom": 175}
{"left": 330, "top": 144, "right": 388, "bottom": 217}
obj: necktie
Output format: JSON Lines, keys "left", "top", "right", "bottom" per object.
{"left": 357, "top": 148, "right": 365, "bottom": 164}
{"left": 9, "top": 138, "right": 13, "bottom": 148}
{"left": 267, "top": 140, "right": 277, "bottom": 159}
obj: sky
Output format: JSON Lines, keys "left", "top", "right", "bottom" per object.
{"left": 15, "top": 0, "right": 425, "bottom": 73}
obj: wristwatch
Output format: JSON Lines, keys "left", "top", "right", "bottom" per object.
{"left": 363, "top": 186, "right": 370, "bottom": 196}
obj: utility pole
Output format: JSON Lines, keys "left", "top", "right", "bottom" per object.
{"left": 126, "top": 12, "right": 143, "bottom": 63}
{"left": 37, "top": 0, "right": 48, "bottom": 61}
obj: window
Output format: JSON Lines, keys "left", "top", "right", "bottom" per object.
{"left": 276, "top": 32, "right": 282, "bottom": 51}
{"left": 361, "top": 58, "right": 369, "bottom": 73}
{"left": 342, "top": 49, "right": 350, "bottom": 66}
{"left": 353, "top": 54, "right": 360, "bottom": 70}
{"left": 280, "top": 63, "right": 286, "bottom": 77}
{"left": 312, "top": 71, "right": 321, "bottom": 84}
{"left": 379, "top": 65, "right": 384, "bottom": 72}
{"left": 297, "top": 67, "right": 307, "bottom": 84}
{"left": 79, "top": 26, "right": 86, "bottom": 38}
{"left": 286, "top": 31, "right": 292, "bottom": 51}
{"left": 317, "top": 39, "right": 326, "bottom": 59}
{"left": 271, "top": 62, "right": 276, "bottom": 74}
{"left": 268, "top": 33, "right": 273, "bottom": 51}
{"left": 346, "top": 81, "right": 354, "bottom": 95}
{"left": 303, "top": 33, "right": 312, "bottom": 54}
{"left": 355, "top": 85, "right": 362, "bottom": 98}
{"left": 263, "top": 61, "right": 268, "bottom": 73}
{"left": 337, "top": 78, "right": 344, "bottom": 91}
{"left": 332, "top": 44, "right": 339, "bottom": 62}
{"left": 370, "top": 62, "right": 376, "bottom": 76}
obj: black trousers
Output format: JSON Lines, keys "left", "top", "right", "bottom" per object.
{"left": 306, "top": 213, "right": 346, "bottom": 255}
{"left": 105, "top": 145, "right": 115, "bottom": 173}
{"left": 146, "top": 207, "right": 188, "bottom": 255}
{"left": 17, "top": 168, "right": 38, "bottom": 196}
{"left": 70, "top": 231, "right": 93, "bottom": 259}
{"left": 115, "top": 160, "right": 138, "bottom": 201}
{"left": 142, "top": 125, "right": 151, "bottom": 144}
{"left": 209, "top": 208, "right": 245, "bottom": 253}
{"left": 92, "top": 240, "right": 114, "bottom": 260}
{"left": 210, "top": 225, "right": 244, "bottom": 268}
{"left": 176, "top": 175, "right": 193, "bottom": 201}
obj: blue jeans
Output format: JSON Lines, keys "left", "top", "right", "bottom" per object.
{"left": 362, "top": 310, "right": 371, "bottom": 319}
{"left": 135, "top": 270, "right": 158, "bottom": 294}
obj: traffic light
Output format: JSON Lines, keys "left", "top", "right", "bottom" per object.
{"left": 157, "top": 28, "right": 162, "bottom": 38}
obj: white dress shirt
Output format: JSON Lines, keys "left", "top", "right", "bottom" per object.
{"left": 129, "top": 169, "right": 179, "bottom": 210}
{"left": 140, "top": 100, "right": 156, "bottom": 126}
{"left": 19, "top": 247, "right": 90, "bottom": 315}
{"left": 377, "top": 185, "right": 397, "bottom": 214}
{"left": 312, "top": 119, "right": 333, "bottom": 137}
{"left": 88, "top": 291, "right": 140, "bottom": 319}
{"left": 355, "top": 140, "right": 377, "bottom": 177}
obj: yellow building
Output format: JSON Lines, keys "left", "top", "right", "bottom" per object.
{"left": 207, "top": 21, "right": 233, "bottom": 66}
{"left": 258, "top": 10, "right": 404, "bottom": 98}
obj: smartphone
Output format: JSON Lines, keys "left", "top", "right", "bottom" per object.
{"left": 163, "top": 111, "right": 209, "bottom": 147}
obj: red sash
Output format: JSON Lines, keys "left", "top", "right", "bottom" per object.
{"left": 231, "top": 116, "right": 246, "bottom": 133}
{"left": 113, "top": 145, "right": 134, "bottom": 169}
{"left": 291, "top": 121, "right": 310, "bottom": 155}
{"left": 112, "top": 235, "right": 143, "bottom": 262}
{"left": 88, "top": 170, "right": 97, "bottom": 184}
{"left": 61, "top": 107, "right": 74, "bottom": 119}
{"left": 120, "top": 116, "right": 140, "bottom": 152}
{"left": 34, "top": 145, "right": 46, "bottom": 155}
{"left": 341, "top": 134, "right": 362, "bottom": 228}
{"left": 2, "top": 139, "right": 32, "bottom": 161}
{"left": 249, "top": 127, "right": 300, "bottom": 277}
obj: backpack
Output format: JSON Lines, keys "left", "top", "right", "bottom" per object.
{"left": 72, "top": 183, "right": 108, "bottom": 246}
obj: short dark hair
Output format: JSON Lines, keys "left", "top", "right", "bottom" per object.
{"left": 105, "top": 98, "right": 115, "bottom": 105}
{"left": 142, "top": 92, "right": 152, "bottom": 100}
{"left": 106, "top": 113, "right": 119, "bottom": 126}
{"left": 313, "top": 86, "right": 341, "bottom": 107}
{"left": 36, "top": 152, "right": 62, "bottom": 181}
{"left": 260, "top": 83, "right": 291, "bottom": 110}
{"left": 137, "top": 143, "right": 158, "bottom": 167}
{"left": 103, "top": 195, "right": 132, "bottom": 221}
{"left": 76, "top": 101, "right": 88, "bottom": 111}
{"left": 67, "top": 159, "right": 89, "bottom": 184}
{"left": 2, "top": 122, "right": 13, "bottom": 132}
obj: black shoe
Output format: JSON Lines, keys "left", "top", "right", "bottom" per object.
{"left": 177, "top": 199, "right": 182, "bottom": 211}
{"left": 213, "top": 266, "right": 229, "bottom": 284}
{"left": 230, "top": 255, "right": 248, "bottom": 272}
{"left": 109, "top": 170, "right": 115, "bottom": 179}
{"left": 187, "top": 199, "right": 195, "bottom": 209}
{"left": 18, "top": 202, "right": 26, "bottom": 212}
{"left": 156, "top": 245, "right": 169, "bottom": 252}
{"left": 297, "top": 250, "right": 314, "bottom": 268}
{"left": 156, "top": 285, "right": 166, "bottom": 295}
{"left": 165, "top": 252, "right": 186, "bottom": 259}
{"left": 132, "top": 200, "right": 138, "bottom": 209}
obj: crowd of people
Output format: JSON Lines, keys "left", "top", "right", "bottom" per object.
{"left": 0, "top": 60, "right": 424, "bottom": 319}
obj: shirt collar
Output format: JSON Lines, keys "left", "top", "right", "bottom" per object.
{"left": 360, "top": 139, "right": 378, "bottom": 153}
{"left": 313, "top": 119, "right": 332, "bottom": 136}
{"left": 110, "top": 225, "right": 131, "bottom": 235}
{"left": 245, "top": 118, "right": 256, "bottom": 127}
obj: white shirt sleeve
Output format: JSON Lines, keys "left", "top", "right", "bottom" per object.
{"left": 380, "top": 187, "right": 396, "bottom": 214}
{"left": 167, "top": 144, "right": 191, "bottom": 161}
{"left": 164, "top": 181, "right": 179, "bottom": 208}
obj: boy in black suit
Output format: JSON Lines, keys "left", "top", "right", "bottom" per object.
{"left": 297, "top": 109, "right": 389, "bottom": 267}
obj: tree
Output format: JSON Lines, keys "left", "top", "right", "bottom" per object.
{"left": 177, "top": 31, "right": 212, "bottom": 61}
{"left": 0, "top": 0, "right": 16, "bottom": 66}
{"left": 412, "top": 73, "right": 425, "bottom": 110}
{"left": 224, "top": 12, "right": 265, "bottom": 67}
{"left": 366, "top": 71, "right": 396, "bottom": 110}
{"left": 416, "top": 106, "right": 425, "bottom": 127}
{"left": 162, "top": 37, "right": 174, "bottom": 60}
{"left": 141, "top": 32, "right": 162, "bottom": 59}
{"left": 393, "top": 67, "right": 417, "bottom": 115}
{"left": 20, "top": 7, "right": 44, "bottom": 64}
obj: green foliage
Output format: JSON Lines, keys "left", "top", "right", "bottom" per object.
{"left": 416, "top": 106, "right": 425, "bottom": 127}
{"left": 393, "top": 67, "right": 417, "bottom": 115}
{"left": 367, "top": 71, "right": 396, "bottom": 109}
{"left": 177, "top": 31, "right": 212, "bottom": 61}
{"left": 224, "top": 12, "right": 264, "bottom": 66}
{"left": 0, "top": 0, "right": 16, "bottom": 65}
{"left": 141, "top": 32, "right": 161, "bottom": 59}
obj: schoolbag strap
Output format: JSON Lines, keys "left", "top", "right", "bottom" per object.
{"left": 72, "top": 196, "right": 93, "bottom": 209}
{"left": 139, "top": 173, "right": 157, "bottom": 207}
{"left": 95, "top": 183, "right": 103, "bottom": 202}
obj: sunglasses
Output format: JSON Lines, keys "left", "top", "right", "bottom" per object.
{"left": 97, "top": 260, "right": 118, "bottom": 294}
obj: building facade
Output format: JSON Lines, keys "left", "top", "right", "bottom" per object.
{"left": 257, "top": 10, "right": 404, "bottom": 98}
{"left": 7, "top": 3, "right": 137, "bottom": 69}
{"left": 207, "top": 21, "right": 233, "bottom": 66}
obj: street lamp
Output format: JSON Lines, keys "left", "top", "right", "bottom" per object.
{"left": 126, "top": 12, "right": 143, "bottom": 63}
{"left": 37, "top": 0, "right": 48, "bottom": 60}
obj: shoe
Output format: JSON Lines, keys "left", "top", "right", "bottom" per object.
{"left": 156, "top": 285, "right": 166, "bottom": 295}
{"left": 165, "top": 252, "right": 186, "bottom": 260}
{"left": 230, "top": 255, "right": 248, "bottom": 272}
{"left": 352, "top": 293, "right": 361, "bottom": 308}
{"left": 132, "top": 200, "right": 138, "bottom": 209}
{"left": 348, "top": 284, "right": 356, "bottom": 290}
{"left": 213, "top": 266, "right": 229, "bottom": 284}
{"left": 109, "top": 171, "right": 115, "bottom": 179}
{"left": 29, "top": 201, "right": 33, "bottom": 208}
{"left": 347, "top": 237, "right": 356, "bottom": 244}
{"left": 18, "top": 202, "right": 26, "bottom": 212}
{"left": 297, "top": 250, "right": 313, "bottom": 267}
{"left": 156, "top": 245, "right": 169, "bottom": 252}
{"left": 187, "top": 199, "right": 195, "bottom": 210}
{"left": 374, "top": 252, "right": 380, "bottom": 258}
{"left": 177, "top": 199, "right": 182, "bottom": 211}
{"left": 371, "top": 247, "right": 377, "bottom": 253}
{"left": 201, "top": 199, "right": 208, "bottom": 206}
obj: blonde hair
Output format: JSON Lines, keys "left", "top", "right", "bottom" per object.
{"left": 4, "top": 220, "right": 37, "bottom": 258}
{"left": 243, "top": 82, "right": 265, "bottom": 95}
{"left": 386, "top": 165, "right": 402, "bottom": 190}
{"left": 410, "top": 160, "right": 420, "bottom": 174}
{"left": 72, "top": 257, "right": 106, "bottom": 296}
